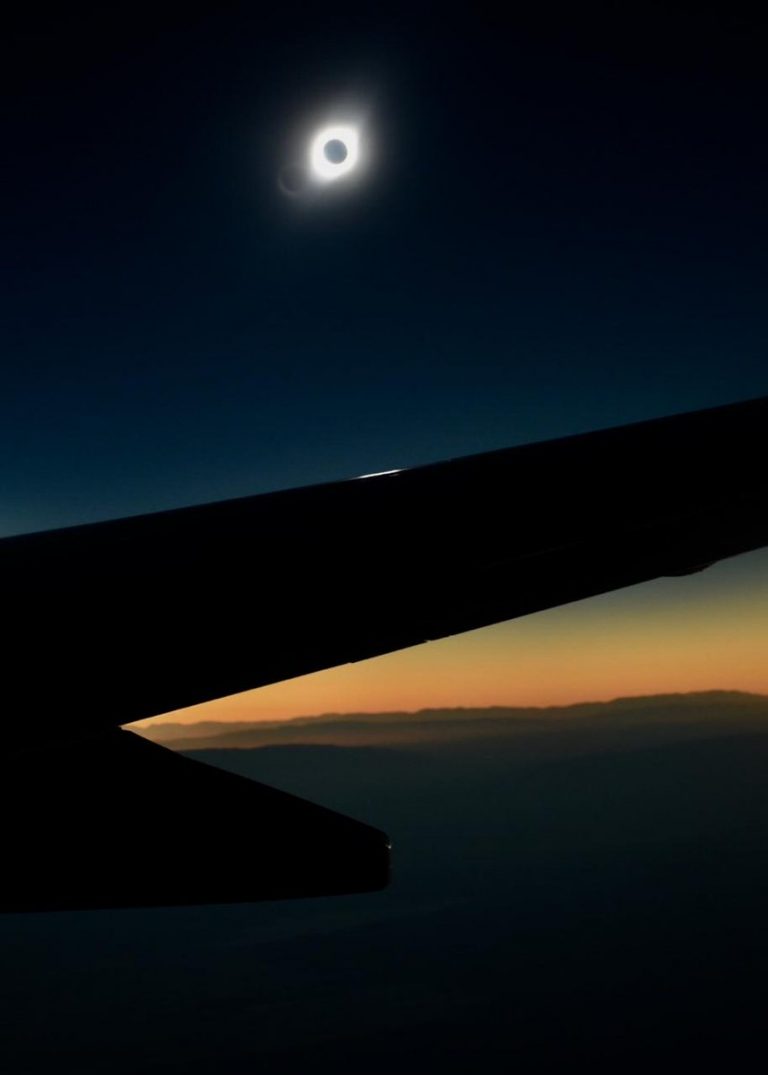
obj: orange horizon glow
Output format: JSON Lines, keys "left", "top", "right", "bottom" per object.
{"left": 134, "top": 549, "right": 768, "bottom": 727}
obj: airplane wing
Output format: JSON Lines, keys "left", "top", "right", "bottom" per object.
{"left": 2, "top": 395, "right": 766, "bottom": 911}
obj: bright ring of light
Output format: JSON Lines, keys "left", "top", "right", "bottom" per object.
{"left": 309, "top": 125, "right": 360, "bottom": 182}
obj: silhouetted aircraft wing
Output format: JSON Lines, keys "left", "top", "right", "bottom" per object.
{"left": 1, "top": 396, "right": 766, "bottom": 911}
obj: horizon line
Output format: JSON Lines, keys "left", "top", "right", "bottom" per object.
{"left": 128, "top": 688, "right": 768, "bottom": 729}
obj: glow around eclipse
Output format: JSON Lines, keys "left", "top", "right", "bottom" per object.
{"left": 308, "top": 124, "right": 360, "bottom": 182}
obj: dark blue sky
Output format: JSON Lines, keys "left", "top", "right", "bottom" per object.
{"left": 3, "top": 4, "right": 767, "bottom": 534}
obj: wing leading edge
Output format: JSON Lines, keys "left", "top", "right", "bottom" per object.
{"left": 3, "top": 395, "right": 766, "bottom": 741}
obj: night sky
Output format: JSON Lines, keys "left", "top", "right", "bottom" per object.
{"left": 4, "top": 4, "right": 767, "bottom": 717}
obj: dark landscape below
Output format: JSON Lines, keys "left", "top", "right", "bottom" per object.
{"left": 2, "top": 691, "right": 767, "bottom": 1073}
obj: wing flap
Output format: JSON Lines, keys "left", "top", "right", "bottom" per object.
{"left": 1, "top": 730, "right": 389, "bottom": 913}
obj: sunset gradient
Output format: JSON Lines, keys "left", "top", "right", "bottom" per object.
{"left": 137, "top": 547, "right": 768, "bottom": 727}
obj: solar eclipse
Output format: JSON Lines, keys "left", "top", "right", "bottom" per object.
{"left": 308, "top": 124, "right": 360, "bottom": 181}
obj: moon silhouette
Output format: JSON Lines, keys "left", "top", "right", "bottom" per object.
{"left": 323, "top": 139, "right": 348, "bottom": 164}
